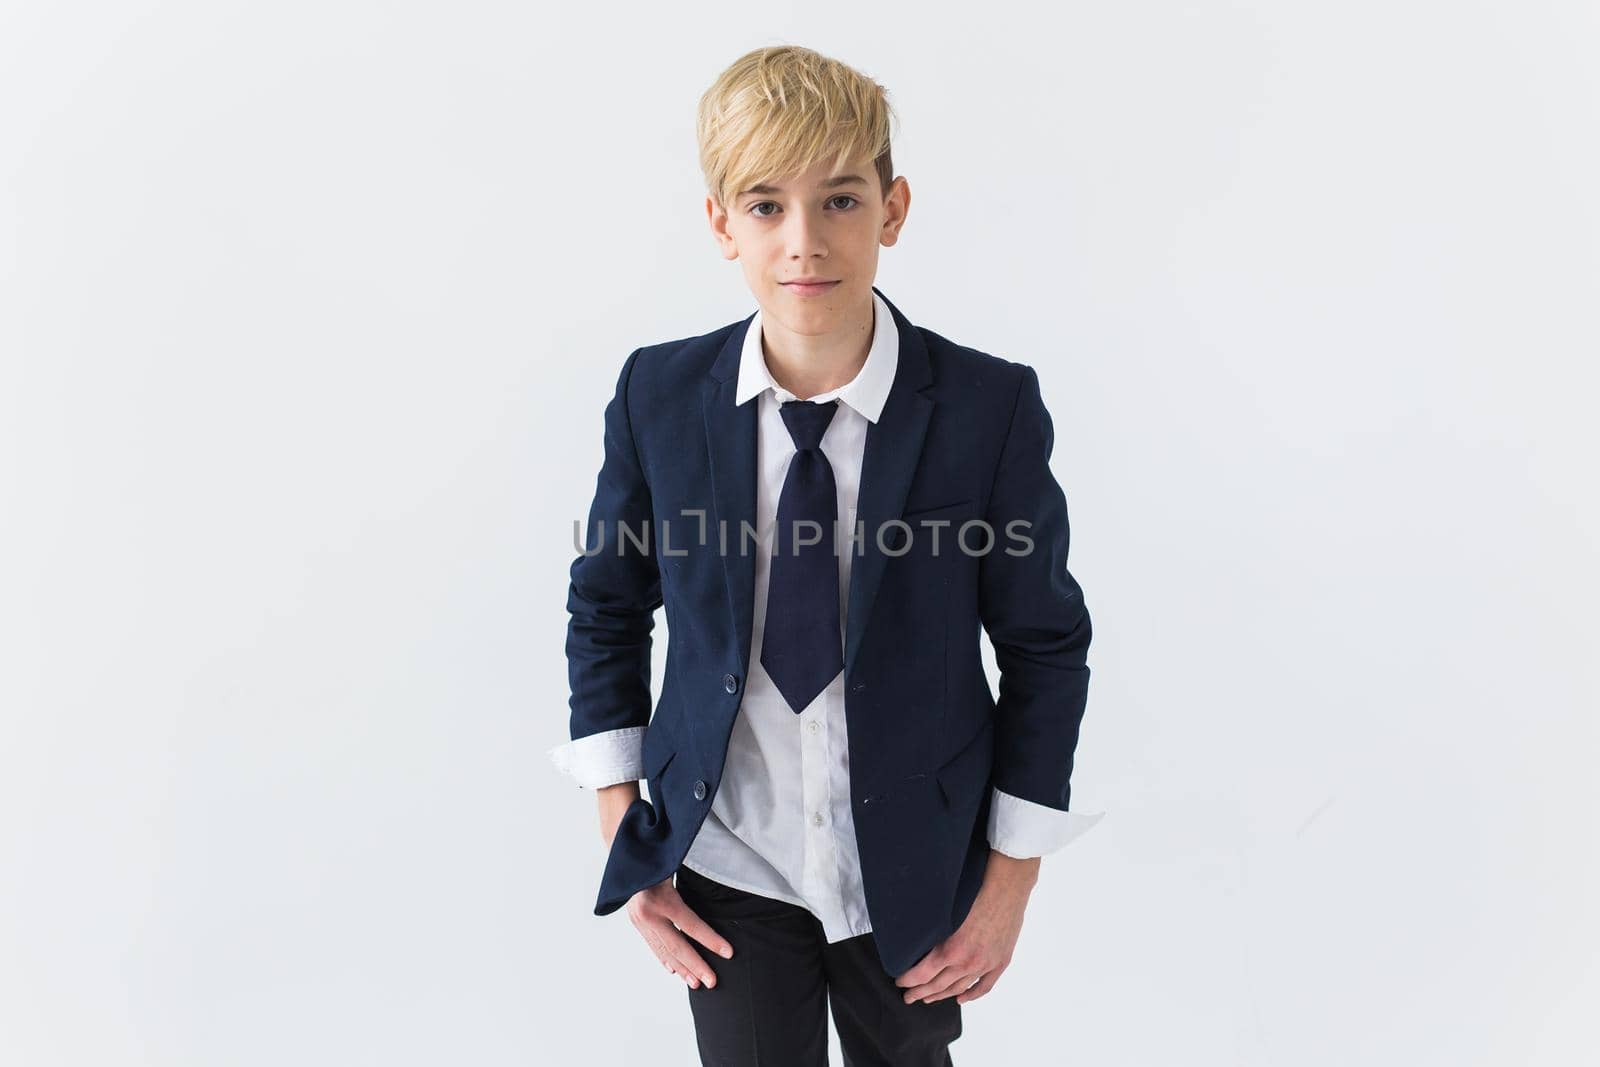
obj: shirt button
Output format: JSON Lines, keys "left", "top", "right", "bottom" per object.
{"left": 723, "top": 673, "right": 739, "bottom": 694}
{"left": 812, "top": 812, "right": 824, "bottom": 827}
{"left": 808, "top": 720, "right": 820, "bottom": 734}
{"left": 694, "top": 780, "right": 708, "bottom": 800}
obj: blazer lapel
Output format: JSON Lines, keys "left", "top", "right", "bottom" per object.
{"left": 703, "top": 317, "right": 759, "bottom": 680}
{"left": 701, "top": 287, "right": 936, "bottom": 685}
{"left": 845, "top": 288, "right": 934, "bottom": 676}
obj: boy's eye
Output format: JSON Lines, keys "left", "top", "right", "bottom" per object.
{"left": 748, "top": 195, "right": 860, "bottom": 218}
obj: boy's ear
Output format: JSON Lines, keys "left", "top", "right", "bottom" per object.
{"left": 879, "top": 176, "right": 911, "bottom": 247}
{"left": 705, "top": 195, "right": 739, "bottom": 260}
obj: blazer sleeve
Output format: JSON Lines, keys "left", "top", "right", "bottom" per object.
{"left": 976, "top": 364, "right": 1101, "bottom": 852}
{"left": 549, "top": 347, "right": 663, "bottom": 789}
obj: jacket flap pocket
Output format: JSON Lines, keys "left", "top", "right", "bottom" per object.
{"left": 935, "top": 718, "right": 996, "bottom": 807}
{"left": 642, "top": 721, "right": 677, "bottom": 779}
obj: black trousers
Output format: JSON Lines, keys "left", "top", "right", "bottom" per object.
{"left": 675, "top": 863, "right": 963, "bottom": 1067}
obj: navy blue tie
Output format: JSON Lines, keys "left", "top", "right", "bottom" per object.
{"left": 761, "top": 399, "right": 844, "bottom": 714}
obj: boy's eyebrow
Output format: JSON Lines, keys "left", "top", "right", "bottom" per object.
{"left": 738, "top": 174, "right": 870, "bottom": 199}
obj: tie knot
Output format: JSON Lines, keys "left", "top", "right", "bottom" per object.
{"left": 778, "top": 399, "right": 839, "bottom": 451}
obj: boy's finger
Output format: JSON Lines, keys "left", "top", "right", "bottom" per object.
{"left": 671, "top": 904, "right": 734, "bottom": 960}
{"left": 656, "top": 922, "right": 719, "bottom": 988}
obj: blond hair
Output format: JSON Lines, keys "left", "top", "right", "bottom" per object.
{"left": 697, "top": 45, "right": 898, "bottom": 211}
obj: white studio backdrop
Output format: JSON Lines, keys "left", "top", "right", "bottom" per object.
{"left": 2, "top": 2, "right": 1596, "bottom": 1064}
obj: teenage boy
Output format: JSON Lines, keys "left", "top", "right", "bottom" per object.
{"left": 550, "top": 44, "right": 1102, "bottom": 1066}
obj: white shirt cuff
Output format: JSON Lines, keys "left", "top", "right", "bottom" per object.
{"left": 986, "top": 787, "right": 1105, "bottom": 858}
{"left": 547, "top": 727, "right": 646, "bottom": 789}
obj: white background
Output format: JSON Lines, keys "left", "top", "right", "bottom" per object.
{"left": 3, "top": 2, "right": 1597, "bottom": 1064}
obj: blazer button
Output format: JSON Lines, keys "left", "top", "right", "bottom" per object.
{"left": 693, "top": 780, "right": 708, "bottom": 800}
{"left": 723, "top": 673, "right": 739, "bottom": 694}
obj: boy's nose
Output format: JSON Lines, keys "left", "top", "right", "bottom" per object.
{"left": 784, "top": 214, "right": 827, "bottom": 257}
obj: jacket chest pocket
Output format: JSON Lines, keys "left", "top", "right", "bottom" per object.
{"left": 881, "top": 497, "right": 977, "bottom": 556}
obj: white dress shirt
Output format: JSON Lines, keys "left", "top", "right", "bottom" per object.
{"left": 551, "top": 291, "right": 1104, "bottom": 943}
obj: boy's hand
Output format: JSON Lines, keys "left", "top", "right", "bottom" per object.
{"left": 626, "top": 875, "right": 735, "bottom": 989}
{"left": 894, "top": 851, "right": 1040, "bottom": 1005}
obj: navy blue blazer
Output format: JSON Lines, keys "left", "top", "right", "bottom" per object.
{"left": 566, "top": 286, "right": 1092, "bottom": 977}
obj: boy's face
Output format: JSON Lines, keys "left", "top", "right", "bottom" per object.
{"left": 707, "top": 157, "right": 910, "bottom": 335}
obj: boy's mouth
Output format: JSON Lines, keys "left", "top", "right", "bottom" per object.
{"left": 782, "top": 279, "right": 841, "bottom": 296}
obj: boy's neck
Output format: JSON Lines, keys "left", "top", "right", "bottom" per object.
{"left": 758, "top": 295, "right": 875, "bottom": 401}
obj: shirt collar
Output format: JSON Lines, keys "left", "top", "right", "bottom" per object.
{"left": 733, "top": 289, "right": 898, "bottom": 423}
